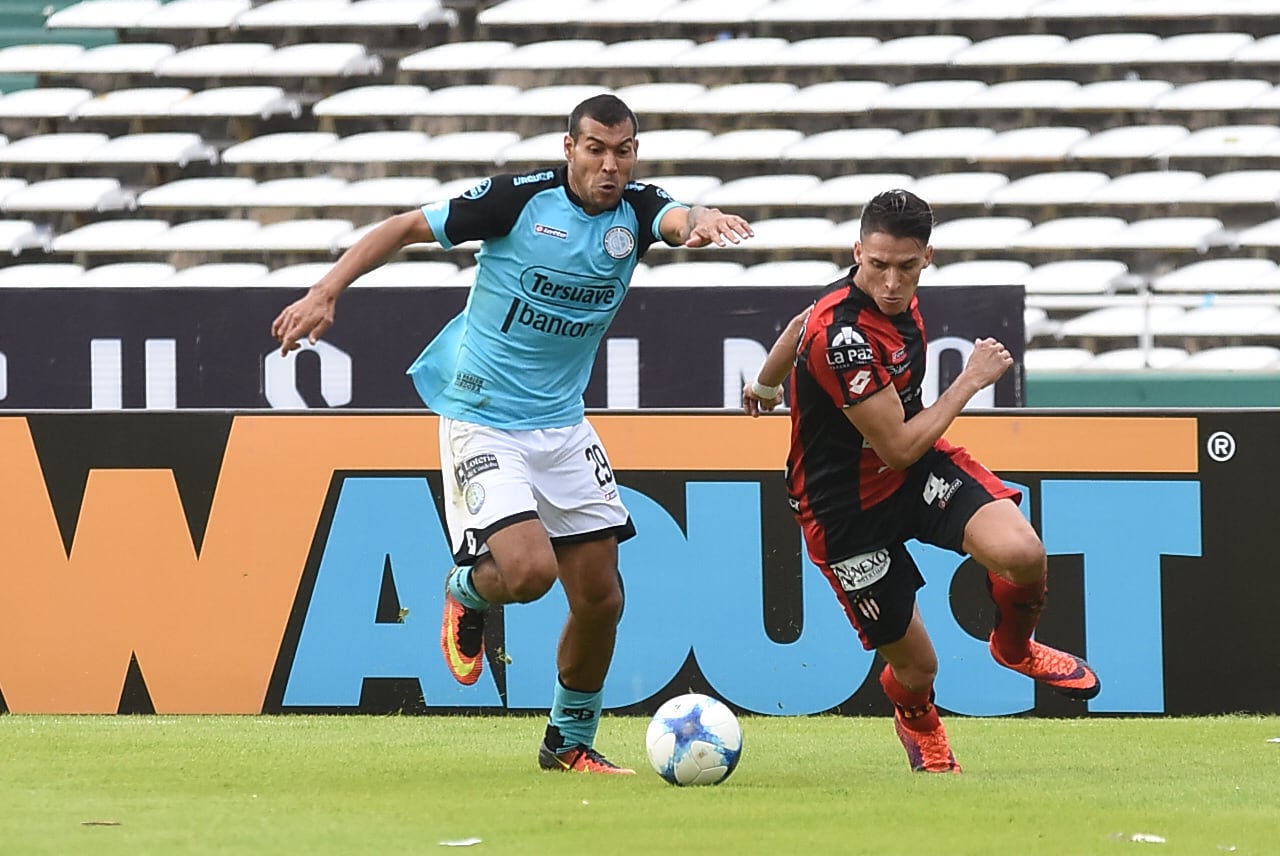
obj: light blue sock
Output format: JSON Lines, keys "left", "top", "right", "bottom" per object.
{"left": 447, "top": 566, "right": 489, "bottom": 610}
{"left": 549, "top": 680, "right": 603, "bottom": 751}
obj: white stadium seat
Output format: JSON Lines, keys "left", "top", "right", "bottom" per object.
{"left": 636, "top": 174, "right": 722, "bottom": 206}
{"left": 313, "top": 85, "right": 431, "bottom": 118}
{"left": 675, "top": 82, "right": 799, "bottom": 115}
{"left": 173, "top": 86, "right": 301, "bottom": 120}
{"left": 1059, "top": 305, "right": 1187, "bottom": 339}
{"left": 967, "top": 79, "right": 1082, "bottom": 110}
{"left": 988, "top": 171, "right": 1112, "bottom": 206}
{"left": 399, "top": 41, "right": 516, "bottom": 73}
{"left": 786, "top": 81, "right": 891, "bottom": 115}
{"left": 342, "top": 177, "right": 444, "bottom": 208}
{"left": 908, "top": 172, "right": 1009, "bottom": 205}
{"left": 221, "top": 132, "right": 340, "bottom": 165}
{"left": 417, "top": 131, "right": 521, "bottom": 165}
{"left": 674, "top": 37, "right": 790, "bottom": 68}
{"left": 684, "top": 129, "right": 806, "bottom": 162}
{"left": 239, "top": 177, "right": 349, "bottom": 208}
{"left": 0, "top": 44, "right": 87, "bottom": 74}
{"left": 1152, "top": 258, "right": 1280, "bottom": 293}
{"left": 734, "top": 259, "right": 843, "bottom": 287}
{"left": 67, "top": 43, "right": 176, "bottom": 74}
{"left": 87, "top": 133, "right": 217, "bottom": 167}
{"left": 245, "top": 219, "right": 355, "bottom": 252}
{"left": 1012, "top": 216, "right": 1131, "bottom": 251}
{"left": 70, "top": 88, "right": 193, "bottom": 119}
{"left": 2, "top": 178, "right": 134, "bottom": 213}
{"left": 1154, "top": 79, "right": 1275, "bottom": 111}
{"left": 0, "top": 133, "right": 109, "bottom": 165}
{"left": 410, "top": 84, "right": 521, "bottom": 117}
{"left": 583, "top": 39, "right": 695, "bottom": 67}
{"left": 925, "top": 260, "right": 1032, "bottom": 286}
{"left": 1059, "top": 80, "right": 1174, "bottom": 111}
{"left": 1153, "top": 304, "right": 1280, "bottom": 338}
{"left": 152, "top": 219, "right": 263, "bottom": 252}
{"left": 253, "top": 262, "right": 336, "bottom": 288}
{"left": 164, "top": 263, "right": 272, "bottom": 287}
{"left": 1183, "top": 170, "right": 1280, "bottom": 205}
{"left": 134, "top": 0, "right": 251, "bottom": 29}
{"left": 250, "top": 44, "right": 383, "bottom": 77}
{"left": 1087, "top": 171, "right": 1207, "bottom": 205}
{"left": 0, "top": 220, "right": 52, "bottom": 254}
{"left": 635, "top": 261, "right": 746, "bottom": 287}
{"left": 0, "top": 88, "right": 93, "bottom": 119}
{"left": 929, "top": 216, "right": 1032, "bottom": 250}
{"left": 799, "top": 173, "right": 916, "bottom": 207}
{"left": 782, "top": 129, "right": 903, "bottom": 163}
{"left": 310, "top": 131, "right": 434, "bottom": 164}
{"left": 974, "top": 126, "right": 1092, "bottom": 162}
{"left": 1177, "top": 346, "right": 1280, "bottom": 371}
{"left": 611, "top": 83, "right": 706, "bottom": 115}
{"left": 0, "top": 263, "right": 87, "bottom": 287}
{"left": 155, "top": 44, "right": 276, "bottom": 78}
{"left": 873, "top": 80, "right": 988, "bottom": 111}
{"left": 75, "top": 262, "right": 178, "bottom": 287}
{"left": 1023, "top": 348, "right": 1097, "bottom": 371}
{"left": 46, "top": 0, "right": 161, "bottom": 29}
{"left": 699, "top": 174, "right": 823, "bottom": 208}
{"left": 1160, "top": 124, "right": 1280, "bottom": 158}
{"left": 1069, "top": 125, "right": 1191, "bottom": 159}
{"left": 52, "top": 219, "right": 172, "bottom": 253}
{"left": 891, "top": 127, "right": 997, "bottom": 160}
{"left": 1024, "top": 260, "right": 1132, "bottom": 295}
{"left": 138, "top": 177, "right": 257, "bottom": 209}
{"left": 355, "top": 260, "right": 460, "bottom": 287}
{"left": 1086, "top": 347, "right": 1190, "bottom": 370}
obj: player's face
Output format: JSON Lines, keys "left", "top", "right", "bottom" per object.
{"left": 564, "top": 117, "right": 638, "bottom": 215}
{"left": 853, "top": 231, "right": 934, "bottom": 315}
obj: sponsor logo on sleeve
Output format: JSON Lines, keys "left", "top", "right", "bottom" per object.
{"left": 462, "top": 178, "right": 492, "bottom": 200}
{"left": 827, "top": 326, "right": 875, "bottom": 368}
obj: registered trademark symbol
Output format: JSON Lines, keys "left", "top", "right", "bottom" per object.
{"left": 1206, "top": 431, "right": 1235, "bottom": 462}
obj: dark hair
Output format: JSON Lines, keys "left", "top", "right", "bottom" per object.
{"left": 568, "top": 94, "right": 639, "bottom": 139}
{"left": 859, "top": 189, "right": 934, "bottom": 244}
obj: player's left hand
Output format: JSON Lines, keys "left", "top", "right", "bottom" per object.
{"left": 686, "top": 209, "right": 754, "bottom": 248}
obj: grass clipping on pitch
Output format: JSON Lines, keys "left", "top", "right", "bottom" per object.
{"left": 2, "top": 714, "right": 1275, "bottom": 855}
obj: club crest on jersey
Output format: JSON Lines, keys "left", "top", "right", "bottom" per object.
{"left": 827, "top": 325, "right": 875, "bottom": 367}
{"left": 604, "top": 226, "right": 636, "bottom": 259}
{"left": 462, "top": 178, "right": 492, "bottom": 199}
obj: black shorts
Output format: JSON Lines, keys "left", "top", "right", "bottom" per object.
{"left": 799, "top": 444, "right": 1021, "bottom": 650}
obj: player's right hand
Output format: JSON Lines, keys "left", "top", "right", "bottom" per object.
{"left": 271, "top": 290, "right": 336, "bottom": 355}
{"left": 742, "top": 381, "right": 783, "bottom": 418}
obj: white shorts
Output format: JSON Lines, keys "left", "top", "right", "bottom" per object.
{"left": 439, "top": 416, "right": 635, "bottom": 565}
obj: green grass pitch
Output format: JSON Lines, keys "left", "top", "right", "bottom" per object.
{"left": 2, "top": 714, "right": 1276, "bottom": 855}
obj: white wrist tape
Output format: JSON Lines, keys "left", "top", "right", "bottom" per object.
{"left": 751, "top": 379, "right": 784, "bottom": 400}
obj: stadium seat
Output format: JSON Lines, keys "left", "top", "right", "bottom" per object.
{"left": 137, "top": 177, "right": 257, "bottom": 209}
{"left": 0, "top": 219, "right": 51, "bottom": 254}
{"left": 1012, "top": 217, "right": 1129, "bottom": 251}
{"left": 250, "top": 43, "right": 383, "bottom": 78}
{"left": 988, "top": 171, "right": 1112, "bottom": 206}
{"left": 2, "top": 177, "right": 134, "bottom": 212}
{"left": 164, "top": 262, "right": 271, "bottom": 287}
{"left": 87, "top": 132, "right": 217, "bottom": 167}
{"left": 313, "top": 85, "right": 431, "bottom": 118}
{"left": 1153, "top": 79, "right": 1275, "bottom": 111}
{"left": 398, "top": 41, "right": 516, "bottom": 73}
{"left": 170, "top": 86, "right": 301, "bottom": 120}
{"left": 1087, "top": 171, "right": 1207, "bottom": 205}
{"left": 684, "top": 129, "right": 806, "bottom": 163}
{"left": 929, "top": 216, "right": 1032, "bottom": 251}
{"left": 252, "top": 262, "right": 335, "bottom": 288}
{"left": 786, "top": 80, "right": 891, "bottom": 115}
{"left": 675, "top": 37, "right": 790, "bottom": 69}
{"left": 736, "top": 217, "right": 838, "bottom": 251}
{"left": 612, "top": 82, "right": 706, "bottom": 115}
{"left": 1177, "top": 346, "right": 1280, "bottom": 370}
{"left": 497, "top": 131, "right": 564, "bottom": 164}
{"left": 629, "top": 128, "right": 714, "bottom": 163}
{"left": 1153, "top": 304, "right": 1280, "bottom": 338}
{"left": 410, "top": 84, "right": 521, "bottom": 117}
{"left": 908, "top": 171, "right": 1009, "bottom": 205}
{"left": 1024, "top": 260, "right": 1133, "bottom": 295}
{"left": 239, "top": 176, "right": 349, "bottom": 208}
{"left": 151, "top": 219, "right": 263, "bottom": 252}
{"left": 634, "top": 261, "right": 746, "bottom": 287}
{"left": 973, "top": 127, "right": 1091, "bottom": 163}
{"left": 0, "top": 178, "right": 27, "bottom": 206}
{"left": 659, "top": 0, "right": 773, "bottom": 25}
{"left": 734, "top": 259, "right": 843, "bottom": 287}
{"left": 1106, "top": 217, "right": 1226, "bottom": 252}
{"left": 0, "top": 262, "right": 86, "bottom": 286}
{"left": 675, "top": 82, "right": 799, "bottom": 116}
{"left": 478, "top": 0, "right": 594, "bottom": 26}
{"left": 699, "top": 174, "right": 823, "bottom": 208}
{"left": 495, "top": 39, "right": 608, "bottom": 71}
{"left": 45, "top": 0, "right": 161, "bottom": 29}
{"left": 58, "top": 81, "right": 181, "bottom": 122}
{"left": 1023, "top": 347, "right": 1096, "bottom": 371}
{"left": 51, "top": 219, "right": 171, "bottom": 253}
{"left": 1068, "top": 125, "right": 1191, "bottom": 160}
{"left": 1183, "top": 170, "right": 1280, "bottom": 205}
{"left": 890, "top": 126, "right": 997, "bottom": 161}
{"left": 872, "top": 80, "right": 988, "bottom": 111}
{"left": 1151, "top": 258, "right": 1280, "bottom": 293}
{"left": 1058, "top": 305, "right": 1187, "bottom": 339}
{"left": 495, "top": 84, "right": 610, "bottom": 117}
{"left": 925, "top": 259, "right": 1032, "bottom": 286}
{"left": 67, "top": 42, "right": 175, "bottom": 74}
{"left": 74, "top": 262, "right": 177, "bottom": 287}
{"left": 0, "top": 132, "right": 108, "bottom": 165}
{"left": 1235, "top": 218, "right": 1280, "bottom": 249}
{"left": 1160, "top": 125, "right": 1280, "bottom": 159}
{"left": 342, "top": 176, "right": 444, "bottom": 207}
{"left": 1085, "top": 347, "right": 1190, "bottom": 370}
{"left": 1135, "top": 31, "right": 1255, "bottom": 64}
{"left": 950, "top": 34, "right": 1068, "bottom": 66}
{"left": 772, "top": 36, "right": 880, "bottom": 68}
{"left": 584, "top": 39, "right": 696, "bottom": 68}
{"left": 310, "top": 131, "right": 433, "bottom": 164}
{"left": 221, "top": 132, "right": 340, "bottom": 165}
{"left": 154, "top": 44, "right": 276, "bottom": 78}
{"left": 417, "top": 131, "right": 521, "bottom": 165}
{"left": 570, "top": 0, "right": 682, "bottom": 25}
{"left": 133, "top": 0, "right": 250, "bottom": 30}
{"left": 354, "top": 260, "right": 459, "bottom": 287}
{"left": 0, "top": 87, "right": 93, "bottom": 119}
{"left": 782, "top": 128, "right": 903, "bottom": 163}
{"left": 851, "top": 34, "right": 972, "bottom": 66}
{"left": 799, "top": 173, "right": 915, "bottom": 207}
{"left": 966, "top": 79, "right": 1082, "bottom": 110}
{"left": 1059, "top": 80, "right": 1174, "bottom": 111}
{"left": 1038, "top": 32, "right": 1161, "bottom": 65}
{"left": 636, "top": 174, "right": 721, "bottom": 206}
{"left": 244, "top": 219, "right": 355, "bottom": 253}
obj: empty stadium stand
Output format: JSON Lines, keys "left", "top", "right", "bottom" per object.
{"left": 0, "top": 0, "right": 1277, "bottom": 372}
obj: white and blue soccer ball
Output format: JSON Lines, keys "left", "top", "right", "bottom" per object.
{"left": 645, "top": 693, "right": 743, "bottom": 786}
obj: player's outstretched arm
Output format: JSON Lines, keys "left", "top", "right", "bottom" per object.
{"left": 742, "top": 306, "right": 812, "bottom": 417}
{"left": 847, "top": 337, "right": 1013, "bottom": 469}
{"left": 661, "top": 205, "right": 754, "bottom": 248}
{"left": 271, "top": 210, "right": 436, "bottom": 354}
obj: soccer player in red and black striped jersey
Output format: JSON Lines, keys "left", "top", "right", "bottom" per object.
{"left": 744, "top": 189, "right": 1100, "bottom": 774}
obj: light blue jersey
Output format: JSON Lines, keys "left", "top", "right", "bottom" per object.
{"left": 407, "top": 166, "right": 684, "bottom": 429}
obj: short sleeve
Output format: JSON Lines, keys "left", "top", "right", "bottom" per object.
{"left": 802, "top": 320, "right": 891, "bottom": 408}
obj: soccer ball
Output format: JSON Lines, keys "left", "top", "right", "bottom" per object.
{"left": 645, "top": 693, "right": 743, "bottom": 786}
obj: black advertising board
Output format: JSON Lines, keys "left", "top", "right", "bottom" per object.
{"left": 0, "top": 284, "right": 1023, "bottom": 410}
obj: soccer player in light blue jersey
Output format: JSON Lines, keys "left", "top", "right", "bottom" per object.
{"left": 272, "top": 94, "right": 754, "bottom": 773}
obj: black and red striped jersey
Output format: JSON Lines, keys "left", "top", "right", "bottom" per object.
{"left": 786, "top": 266, "right": 943, "bottom": 518}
